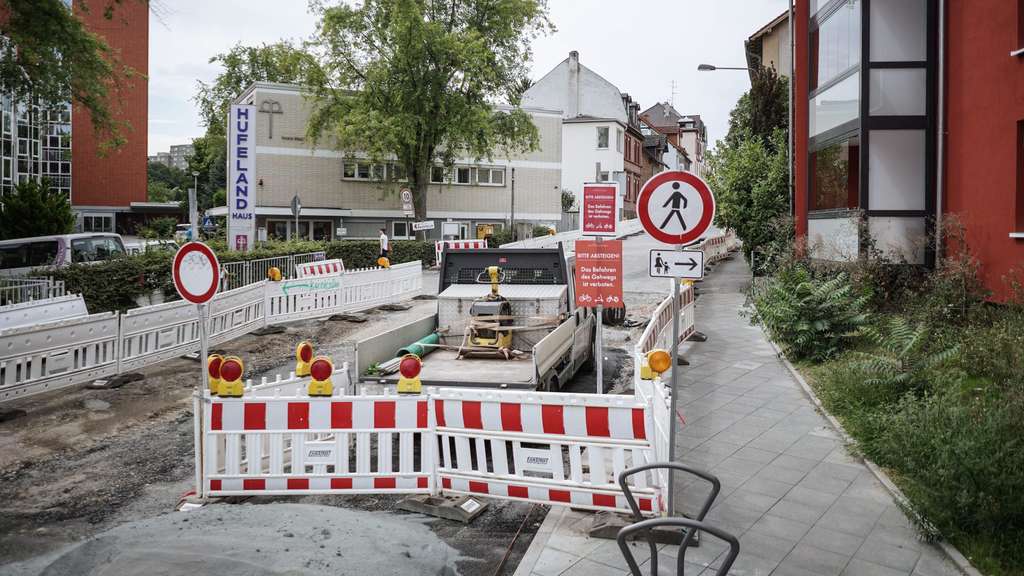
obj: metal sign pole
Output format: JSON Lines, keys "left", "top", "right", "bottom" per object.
{"left": 195, "top": 302, "right": 209, "bottom": 498}
{"left": 595, "top": 235, "right": 604, "bottom": 395}
{"left": 667, "top": 274, "right": 681, "bottom": 516}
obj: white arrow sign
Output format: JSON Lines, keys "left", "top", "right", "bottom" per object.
{"left": 649, "top": 249, "right": 705, "bottom": 279}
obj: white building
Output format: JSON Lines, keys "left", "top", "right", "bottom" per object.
{"left": 523, "top": 51, "right": 628, "bottom": 202}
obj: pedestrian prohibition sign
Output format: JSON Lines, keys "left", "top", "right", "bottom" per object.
{"left": 172, "top": 242, "right": 220, "bottom": 304}
{"left": 637, "top": 170, "right": 716, "bottom": 246}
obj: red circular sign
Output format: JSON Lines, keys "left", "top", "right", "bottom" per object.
{"left": 172, "top": 242, "right": 220, "bottom": 304}
{"left": 637, "top": 171, "right": 716, "bottom": 246}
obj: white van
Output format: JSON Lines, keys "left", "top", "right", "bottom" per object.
{"left": 0, "top": 233, "right": 127, "bottom": 276}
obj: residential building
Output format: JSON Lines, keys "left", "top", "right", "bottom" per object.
{"left": 640, "top": 103, "right": 709, "bottom": 178}
{"left": 168, "top": 144, "right": 194, "bottom": 171}
{"left": 793, "top": 0, "right": 1024, "bottom": 301}
{"left": 641, "top": 118, "right": 691, "bottom": 173}
{"left": 0, "top": 99, "right": 72, "bottom": 198}
{"left": 148, "top": 152, "right": 172, "bottom": 167}
{"left": 523, "top": 51, "right": 628, "bottom": 207}
{"left": 208, "top": 82, "right": 562, "bottom": 241}
{"left": 622, "top": 94, "right": 644, "bottom": 219}
{"left": 746, "top": 10, "right": 792, "bottom": 78}
{"left": 71, "top": 0, "right": 150, "bottom": 234}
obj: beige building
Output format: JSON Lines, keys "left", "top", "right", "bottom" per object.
{"left": 209, "top": 82, "right": 563, "bottom": 241}
{"left": 745, "top": 10, "right": 791, "bottom": 78}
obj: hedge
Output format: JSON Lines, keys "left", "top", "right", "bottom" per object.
{"left": 48, "top": 240, "right": 435, "bottom": 313}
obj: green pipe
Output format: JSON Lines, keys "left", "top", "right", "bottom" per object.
{"left": 396, "top": 332, "right": 440, "bottom": 358}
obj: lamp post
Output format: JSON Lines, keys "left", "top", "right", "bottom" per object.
{"left": 189, "top": 171, "right": 200, "bottom": 241}
{"left": 696, "top": 64, "right": 750, "bottom": 71}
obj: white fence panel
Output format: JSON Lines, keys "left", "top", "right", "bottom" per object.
{"left": 0, "top": 294, "right": 88, "bottom": 331}
{"left": 0, "top": 312, "right": 120, "bottom": 401}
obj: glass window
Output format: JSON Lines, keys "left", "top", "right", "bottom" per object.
{"left": 477, "top": 167, "right": 505, "bottom": 186}
{"left": 455, "top": 167, "right": 472, "bottom": 184}
{"left": 810, "top": 71, "right": 860, "bottom": 138}
{"left": 616, "top": 129, "right": 624, "bottom": 153}
{"left": 392, "top": 221, "right": 409, "bottom": 238}
{"left": 312, "top": 221, "right": 332, "bottom": 241}
{"left": 596, "top": 127, "right": 609, "bottom": 149}
{"left": 869, "top": 69, "right": 926, "bottom": 116}
{"left": 391, "top": 163, "right": 407, "bottom": 181}
{"left": 343, "top": 161, "right": 356, "bottom": 179}
{"left": 811, "top": 0, "right": 861, "bottom": 90}
{"left": 810, "top": 136, "right": 860, "bottom": 211}
{"left": 490, "top": 168, "right": 504, "bottom": 186}
{"left": 0, "top": 241, "right": 58, "bottom": 270}
{"left": 431, "top": 166, "right": 447, "bottom": 183}
{"left": 357, "top": 163, "right": 371, "bottom": 179}
{"left": 870, "top": 0, "right": 926, "bottom": 62}
{"left": 372, "top": 164, "right": 385, "bottom": 181}
{"left": 868, "top": 130, "right": 926, "bottom": 211}
{"left": 268, "top": 220, "right": 289, "bottom": 240}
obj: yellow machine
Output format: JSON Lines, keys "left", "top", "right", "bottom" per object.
{"left": 218, "top": 356, "right": 246, "bottom": 397}
{"left": 295, "top": 341, "right": 314, "bottom": 377}
{"left": 206, "top": 354, "right": 223, "bottom": 395}
{"left": 307, "top": 357, "right": 334, "bottom": 397}
{"left": 396, "top": 354, "right": 423, "bottom": 394}
{"left": 468, "top": 266, "right": 513, "bottom": 350}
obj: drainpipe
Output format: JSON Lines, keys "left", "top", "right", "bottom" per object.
{"left": 788, "top": 0, "right": 795, "bottom": 216}
{"left": 935, "top": 0, "right": 945, "bottom": 263}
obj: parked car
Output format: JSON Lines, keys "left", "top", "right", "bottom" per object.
{"left": 124, "top": 238, "right": 178, "bottom": 256}
{"left": 0, "top": 233, "right": 127, "bottom": 276}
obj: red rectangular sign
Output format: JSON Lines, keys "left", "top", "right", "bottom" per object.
{"left": 581, "top": 183, "right": 619, "bottom": 236}
{"left": 574, "top": 239, "right": 623, "bottom": 308}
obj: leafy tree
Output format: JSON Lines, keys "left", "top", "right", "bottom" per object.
{"left": 0, "top": 179, "right": 75, "bottom": 239}
{"left": 0, "top": 0, "right": 141, "bottom": 149}
{"left": 561, "top": 189, "right": 575, "bottom": 212}
{"left": 147, "top": 161, "right": 190, "bottom": 190}
{"left": 185, "top": 134, "right": 226, "bottom": 210}
{"left": 194, "top": 41, "right": 321, "bottom": 138}
{"left": 305, "top": 0, "right": 551, "bottom": 219}
{"left": 723, "top": 66, "right": 789, "bottom": 151}
{"left": 147, "top": 181, "right": 181, "bottom": 203}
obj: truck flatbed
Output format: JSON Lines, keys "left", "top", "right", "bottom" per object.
{"left": 362, "top": 348, "right": 536, "bottom": 389}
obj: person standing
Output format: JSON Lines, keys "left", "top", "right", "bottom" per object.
{"left": 379, "top": 228, "right": 389, "bottom": 259}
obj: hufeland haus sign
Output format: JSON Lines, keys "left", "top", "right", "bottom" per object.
{"left": 228, "top": 104, "right": 256, "bottom": 251}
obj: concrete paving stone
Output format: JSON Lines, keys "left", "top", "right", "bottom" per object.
{"left": 911, "top": 548, "right": 962, "bottom": 576}
{"left": 657, "top": 534, "right": 730, "bottom": 569}
{"left": 532, "top": 547, "right": 581, "bottom": 576}
{"left": 559, "top": 557, "right": 627, "bottom": 576}
{"left": 749, "top": 432, "right": 804, "bottom": 453}
{"left": 810, "top": 462, "right": 864, "bottom": 483}
{"left": 720, "top": 488, "right": 784, "bottom": 515}
{"left": 724, "top": 551, "right": 784, "bottom": 576}
{"left": 795, "top": 471, "right": 854, "bottom": 496}
{"left": 737, "top": 415, "right": 785, "bottom": 431}
{"left": 755, "top": 463, "right": 811, "bottom": 486}
{"left": 733, "top": 530, "right": 800, "bottom": 564}
{"left": 772, "top": 454, "right": 824, "bottom": 473}
{"left": 719, "top": 401, "right": 764, "bottom": 417}
{"left": 729, "top": 396, "right": 772, "bottom": 409}
{"left": 748, "top": 514, "right": 814, "bottom": 542}
{"left": 816, "top": 507, "right": 879, "bottom": 538}
{"left": 842, "top": 479, "right": 898, "bottom": 507}
{"left": 772, "top": 564, "right": 832, "bottom": 576}
{"left": 864, "top": 523, "right": 922, "bottom": 552}
{"left": 706, "top": 502, "right": 768, "bottom": 534}
{"left": 826, "top": 497, "right": 888, "bottom": 529}
{"left": 799, "top": 527, "right": 866, "bottom": 557}
{"left": 785, "top": 437, "right": 841, "bottom": 462}
{"left": 584, "top": 540, "right": 654, "bottom": 570}
{"left": 841, "top": 558, "right": 907, "bottom": 576}
{"left": 733, "top": 446, "right": 783, "bottom": 464}
{"left": 769, "top": 500, "right": 829, "bottom": 525}
{"left": 853, "top": 538, "right": 921, "bottom": 572}
{"left": 716, "top": 427, "right": 775, "bottom": 447}
{"left": 786, "top": 487, "right": 843, "bottom": 512}
{"left": 642, "top": 551, "right": 716, "bottom": 576}
{"left": 713, "top": 457, "right": 766, "bottom": 482}
{"left": 823, "top": 447, "right": 862, "bottom": 467}
{"left": 778, "top": 542, "right": 852, "bottom": 576}
{"left": 749, "top": 408, "right": 794, "bottom": 422}
{"left": 733, "top": 361, "right": 764, "bottom": 371}
{"left": 742, "top": 476, "right": 797, "bottom": 499}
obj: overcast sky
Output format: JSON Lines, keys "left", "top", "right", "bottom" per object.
{"left": 147, "top": 0, "right": 789, "bottom": 156}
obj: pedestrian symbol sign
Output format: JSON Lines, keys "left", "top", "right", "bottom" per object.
{"left": 638, "top": 171, "right": 715, "bottom": 246}
{"left": 649, "top": 249, "right": 704, "bottom": 279}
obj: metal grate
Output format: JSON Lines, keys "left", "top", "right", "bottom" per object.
{"left": 451, "top": 267, "right": 557, "bottom": 286}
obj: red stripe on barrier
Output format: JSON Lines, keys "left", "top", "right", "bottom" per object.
{"left": 549, "top": 489, "right": 571, "bottom": 503}
{"left": 632, "top": 408, "right": 646, "bottom": 440}
{"left": 639, "top": 498, "right": 653, "bottom": 512}
{"left": 417, "top": 477, "right": 428, "bottom": 489}
{"left": 541, "top": 405, "right": 564, "bottom": 435}
{"left": 211, "top": 403, "right": 223, "bottom": 430}
{"left": 435, "top": 400, "right": 446, "bottom": 427}
{"left": 417, "top": 401, "right": 428, "bottom": 428}
{"left": 468, "top": 481, "right": 489, "bottom": 494}
{"left": 374, "top": 401, "right": 396, "bottom": 428}
{"left": 331, "top": 478, "right": 352, "bottom": 489}
{"left": 375, "top": 477, "right": 397, "bottom": 489}
{"left": 287, "top": 478, "right": 309, "bottom": 490}
{"left": 243, "top": 479, "right": 265, "bottom": 490}
{"left": 442, "top": 477, "right": 452, "bottom": 489}
{"left": 585, "top": 406, "right": 610, "bottom": 437}
{"left": 508, "top": 485, "right": 529, "bottom": 499}
{"left": 209, "top": 479, "right": 222, "bottom": 491}
{"left": 592, "top": 494, "right": 617, "bottom": 508}
{"left": 288, "top": 402, "right": 309, "bottom": 429}
{"left": 332, "top": 402, "right": 353, "bottom": 428}
{"left": 244, "top": 403, "right": 266, "bottom": 430}
{"left": 500, "top": 403, "right": 522, "bottom": 432}
{"left": 462, "top": 401, "right": 483, "bottom": 429}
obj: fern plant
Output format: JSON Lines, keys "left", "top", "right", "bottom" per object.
{"left": 751, "top": 266, "right": 869, "bottom": 362}
{"left": 853, "top": 317, "right": 960, "bottom": 394}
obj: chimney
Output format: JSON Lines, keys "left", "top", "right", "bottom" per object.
{"left": 568, "top": 51, "right": 580, "bottom": 117}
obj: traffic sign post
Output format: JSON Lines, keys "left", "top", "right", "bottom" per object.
{"left": 291, "top": 195, "right": 302, "bottom": 241}
{"left": 172, "top": 242, "right": 221, "bottom": 498}
{"left": 637, "top": 170, "right": 716, "bottom": 516}
{"left": 649, "top": 249, "right": 705, "bottom": 279}
{"left": 581, "top": 182, "right": 619, "bottom": 236}
{"left": 574, "top": 239, "right": 623, "bottom": 395}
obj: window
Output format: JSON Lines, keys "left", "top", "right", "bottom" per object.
{"left": 810, "top": 72, "right": 860, "bottom": 138}
{"left": 599, "top": 171, "right": 610, "bottom": 181}
{"left": 811, "top": 0, "right": 861, "bottom": 90}
{"left": 616, "top": 129, "right": 624, "bottom": 153}
{"left": 477, "top": 167, "right": 505, "bottom": 186}
{"left": 342, "top": 160, "right": 386, "bottom": 181}
{"left": 312, "top": 221, "right": 333, "bottom": 241}
{"left": 268, "top": 220, "right": 289, "bottom": 240}
{"left": 0, "top": 241, "right": 58, "bottom": 270}
{"left": 430, "top": 166, "right": 448, "bottom": 183}
{"left": 71, "top": 236, "right": 125, "bottom": 263}
{"left": 455, "top": 166, "right": 472, "bottom": 185}
{"left": 810, "top": 136, "right": 859, "bottom": 211}
{"left": 596, "top": 127, "right": 609, "bottom": 149}
{"left": 83, "top": 215, "right": 113, "bottom": 233}
{"left": 392, "top": 221, "right": 412, "bottom": 239}
{"left": 390, "top": 163, "right": 407, "bottom": 182}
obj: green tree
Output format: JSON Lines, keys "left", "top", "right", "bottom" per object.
{"left": 723, "top": 66, "right": 789, "bottom": 151}
{"left": 186, "top": 134, "right": 226, "bottom": 211}
{"left": 0, "top": 179, "right": 75, "bottom": 239}
{"left": 305, "top": 0, "right": 551, "bottom": 219}
{"left": 147, "top": 161, "right": 191, "bottom": 190}
{"left": 147, "top": 181, "right": 180, "bottom": 203}
{"left": 0, "top": 0, "right": 141, "bottom": 149}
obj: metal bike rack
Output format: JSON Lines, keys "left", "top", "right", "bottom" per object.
{"left": 617, "top": 517, "right": 740, "bottom": 576}
{"left": 617, "top": 462, "right": 728, "bottom": 576}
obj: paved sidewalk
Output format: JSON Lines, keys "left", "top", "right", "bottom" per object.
{"left": 514, "top": 255, "right": 963, "bottom": 576}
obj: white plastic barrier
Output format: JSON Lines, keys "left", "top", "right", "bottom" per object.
{"left": 0, "top": 262, "right": 424, "bottom": 403}
{"left": 0, "top": 311, "right": 120, "bottom": 402}
{"left": 0, "top": 294, "right": 88, "bottom": 331}
{"left": 295, "top": 259, "right": 345, "bottom": 278}
{"left": 500, "top": 218, "right": 642, "bottom": 253}
{"left": 435, "top": 239, "right": 487, "bottom": 266}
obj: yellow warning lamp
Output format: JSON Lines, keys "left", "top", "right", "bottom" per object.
{"left": 218, "top": 356, "right": 245, "bottom": 397}
{"left": 267, "top": 266, "right": 283, "bottom": 281}
{"left": 307, "top": 357, "right": 334, "bottom": 397}
{"left": 377, "top": 256, "right": 391, "bottom": 268}
{"left": 295, "top": 341, "right": 314, "bottom": 377}
{"left": 641, "top": 349, "right": 672, "bottom": 380}
{"left": 206, "top": 354, "right": 223, "bottom": 395}
{"left": 396, "top": 354, "right": 423, "bottom": 394}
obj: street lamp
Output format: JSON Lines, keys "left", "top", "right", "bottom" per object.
{"left": 697, "top": 64, "right": 750, "bottom": 71}
{"left": 189, "top": 171, "right": 199, "bottom": 241}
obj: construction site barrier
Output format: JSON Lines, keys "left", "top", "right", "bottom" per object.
{"left": 0, "top": 276, "right": 66, "bottom": 306}
{"left": 0, "top": 262, "right": 423, "bottom": 403}
{"left": 295, "top": 259, "right": 345, "bottom": 278}
{"left": 0, "top": 293, "right": 88, "bottom": 330}
{"left": 434, "top": 239, "right": 488, "bottom": 266}
{"left": 499, "top": 218, "right": 644, "bottom": 253}
{"left": 220, "top": 251, "right": 327, "bottom": 291}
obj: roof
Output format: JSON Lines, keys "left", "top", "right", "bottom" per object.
{"left": 748, "top": 10, "right": 789, "bottom": 42}
{"left": 641, "top": 102, "right": 684, "bottom": 129}
{"left": 563, "top": 115, "right": 626, "bottom": 127}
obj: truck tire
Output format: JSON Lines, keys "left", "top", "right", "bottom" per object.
{"left": 602, "top": 305, "right": 626, "bottom": 326}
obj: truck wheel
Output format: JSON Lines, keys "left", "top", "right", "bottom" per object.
{"left": 602, "top": 305, "right": 626, "bottom": 326}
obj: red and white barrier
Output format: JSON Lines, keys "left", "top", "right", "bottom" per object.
{"left": 295, "top": 259, "right": 345, "bottom": 278}
{"left": 435, "top": 239, "right": 487, "bottom": 266}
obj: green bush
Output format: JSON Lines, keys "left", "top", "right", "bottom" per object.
{"left": 49, "top": 251, "right": 175, "bottom": 312}
{"left": 751, "top": 264, "right": 869, "bottom": 361}
{"left": 531, "top": 224, "right": 554, "bottom": 237}
{"left": 851, "top": 316, "right": 959, "bottom": 396}
{"left": 324, "top": 240, "right": 433, "bottom": 268}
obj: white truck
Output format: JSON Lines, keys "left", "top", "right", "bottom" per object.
{"left": 355, "top": 246, "right": 596, "bottom": 391}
